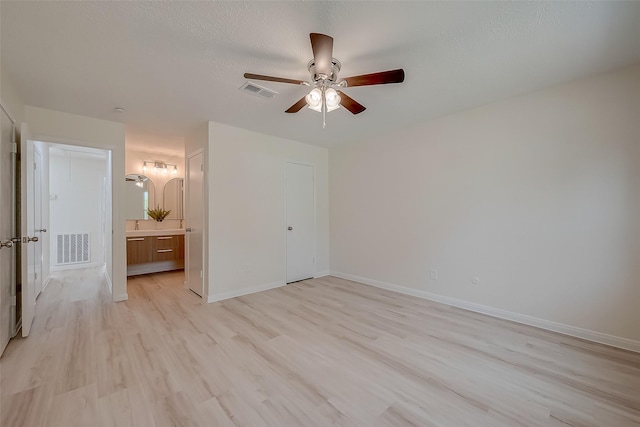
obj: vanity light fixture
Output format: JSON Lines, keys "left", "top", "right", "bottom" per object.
{"left": 142, "top": 160, "right": 178, "bottom": 175}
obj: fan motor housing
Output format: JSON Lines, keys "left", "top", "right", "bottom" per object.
{"left": 307, "top": 58, "right": 341, "bottom": 83}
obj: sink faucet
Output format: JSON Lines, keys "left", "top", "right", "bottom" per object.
{"left": 135, "top": 220, "right": 139, "bottom": 230}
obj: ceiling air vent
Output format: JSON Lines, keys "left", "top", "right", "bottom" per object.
{"left": 240, "top": 81, "right": 278, "bottom": 99}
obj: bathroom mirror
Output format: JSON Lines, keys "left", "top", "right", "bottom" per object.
{"left": 124, "top": 174, "right": 155, "bottom": 220}
{"left": 163, "top": 177, "right": 184, "bottom": 219}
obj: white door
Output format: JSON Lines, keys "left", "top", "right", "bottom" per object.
{"left": 20, "top": 123, "right": 37, "bottom": 337}
{"left": 33, "top": 148, "right": 43, "bottom": 297}
{"left": 286, "top": 162, "right": 315, "bottom": 283}
{"left": 0, "top": 107, "right": 16, "bottom": 355}
{"left": 186, "top": 151, "right": 204, "bottom": 297}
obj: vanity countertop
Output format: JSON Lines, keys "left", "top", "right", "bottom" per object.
{"left": 126, "top": 229, "right": 185, "bottom": 237}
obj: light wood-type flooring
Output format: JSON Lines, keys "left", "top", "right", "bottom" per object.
{"left": 1, "top": 267, "right": 639, "bottom": 426}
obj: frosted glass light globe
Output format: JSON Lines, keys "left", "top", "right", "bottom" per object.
{"left": 305, "top": 88, "right": 322, "bottom": 108}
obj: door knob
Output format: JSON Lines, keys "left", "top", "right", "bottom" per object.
{"left": 288, "top": 226, "right": 293, "bottom": 231}
{"left": 185, "top": 227, "right": 192, "bottom": 232}
{"left": 37, "top": 228, "right": 47, "bottom": 233}
{"left": 0, "top": 240, "right": 13, "bottom": 249}
{"left": 23, "top": 236, "right": 39, "bottom": 243}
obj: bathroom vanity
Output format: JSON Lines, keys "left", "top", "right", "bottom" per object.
{"left": 124, "top": 172, "right": 186, "bottom": 276}
{"left": 126, "top": 229, "right": 185, "bottom": 276}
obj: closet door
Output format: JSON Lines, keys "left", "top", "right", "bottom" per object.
{"left": 286, "top": 162, "right": 315, "bottom": 283}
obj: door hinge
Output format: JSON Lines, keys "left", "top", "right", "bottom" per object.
{"left": 200, "top": 164, "right": 203, "bottom": 172}
{"left": 9, "top": 295, "right": 16, "bottom": 306}
{"left": 34, "top": 161, "right": 37, "bottom": 170}
{"left": 10, "top": 143, "right": 17, "bottom": 154}
{"left": 35, "top": 272, "right": 37, "bottom": 280}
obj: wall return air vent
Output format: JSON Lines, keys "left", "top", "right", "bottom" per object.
{"left": 239, "top": 81, "right": 278, "bottom": 99}
{"left": 56, "top": 233, "right": 90, "bottom": 265}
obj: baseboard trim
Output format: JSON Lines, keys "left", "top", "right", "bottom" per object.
{"left": 113, "top": 292, "right": 128, "bottom": 302}
{"left": 41, "top": 276, "right": 52, "bottom": 293}
{"left": 207, "top": 280, "right": 285, "bottom": 303}
{"left": 330, "top": 271, "right": 640, "bottom": 354}
{"left": 314, "top": 270, "right": 330, "bottom": 278}
{"left": 103, "top": 270, "right": 113, "bottom": 292}
{"left": 51, "top": 262, "right": 103, "bottom": 272}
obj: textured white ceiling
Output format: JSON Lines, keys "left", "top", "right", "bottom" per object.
{"left": 2, "top": 1, "right": 640, "bottom": 153}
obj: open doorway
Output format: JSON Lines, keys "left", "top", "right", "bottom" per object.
{"left": 46, "top": 143, "right": 111, "bottom": 284}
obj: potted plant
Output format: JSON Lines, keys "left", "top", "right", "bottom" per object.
{"left": 147, "top": 206, "right": 171, "bottom": 222}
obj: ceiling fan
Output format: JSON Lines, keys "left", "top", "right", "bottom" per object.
{"left": 244, "top": 33, "right": 405, "bottom": 127}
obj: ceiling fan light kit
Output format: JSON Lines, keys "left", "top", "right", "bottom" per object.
{"left": 306, "top": 87, "right": 341, "bottom": 113}
{"left": 244, "top": 33, "right": 405, "bottom": 128}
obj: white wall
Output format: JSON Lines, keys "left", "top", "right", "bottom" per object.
{"left": 209, "top": 122, "right": 330, "bottom": 298}
{"left": 189, "top": 122, "right": 329, "bottom": 302}
{"left": 330, "top": 63, "right": 640, "bottom": 347}
{"left": 25, "top": 106, "right": 126, "bottom": 301}
{"left": 124, "top": 147, "right": 185, "bottom": 231}
{"left": 49, "top": 150, "right": 107, "bottom": 270}
{"left": 0, "top": 68, "right": 24, "bottom": 124}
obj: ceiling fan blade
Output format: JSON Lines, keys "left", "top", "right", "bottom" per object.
{"left": 310, "top": 33, "right": 334, "bottom": 76}
{"left": 342, "top": 69, "right": 405, "bottom": 87}
{"left": 336, "top": 91, "right": 366, "bottom": 115}
{"left": 285, "top": 96, "right": 308, "bottom": 113}
{"left": 244, "top": 73, "right": 306, "bottom": 85}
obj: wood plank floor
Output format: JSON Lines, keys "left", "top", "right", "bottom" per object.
{"left": 1, "top": 267, "right": 639, "bottom": 426}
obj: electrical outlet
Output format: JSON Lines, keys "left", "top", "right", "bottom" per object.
{"left": 472, "top": 277, "right": 480, "bottom": 285}
{"left": 430, "top": 269, "right": 438, "bottom": 280}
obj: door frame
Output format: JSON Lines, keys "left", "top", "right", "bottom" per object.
{"left": 284, "top": 160, "right": 316, "bottom": 284}
{"left": 32, "top": 145, "right": 44, "bottom": 298}
{"left": 24, "top": 134, "right": 119, "bottom": 300}
{"left": 20, "top": 123, "right": 36, "bottom": 336}
{"left": 185, "top": 148, "right": 205, "bottom": 299}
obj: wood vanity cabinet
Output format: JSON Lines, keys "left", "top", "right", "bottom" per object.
{"left": 152, "top": 235, "right": 184, "bottom": 262}
{"left": 126, "top": 237, "right": 151, "bottom": 265}
{"left": 126, "top": 234, "right": 185, "bottom": 276}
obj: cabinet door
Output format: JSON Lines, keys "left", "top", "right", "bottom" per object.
{"left": 178, "top": 235, "right": 185, "bottom": 260}
{"left": 126, "top": 237, "right": 151, "bottom": 265}
{"left": 153, "top": 235, "right": 179, "bottom": 262}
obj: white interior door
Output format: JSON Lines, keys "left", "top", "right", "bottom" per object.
{"left": 0, "top": 107, "right": 16, "bottom": 355}
{"left": 20, "top": 123, "right": 36, "bottom": 337}
{"left": 286, "top": 162, "right": 315, "bottom": 283}
{"left": 33, "top": 148, "right": 43, "bottom": 297}
{"left": 186, "top": 151, "right": 204, "bottom": 297}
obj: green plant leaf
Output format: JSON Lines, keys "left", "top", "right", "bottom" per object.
{"left": 147, "top": 205, "right": 171, "bottom": 221}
